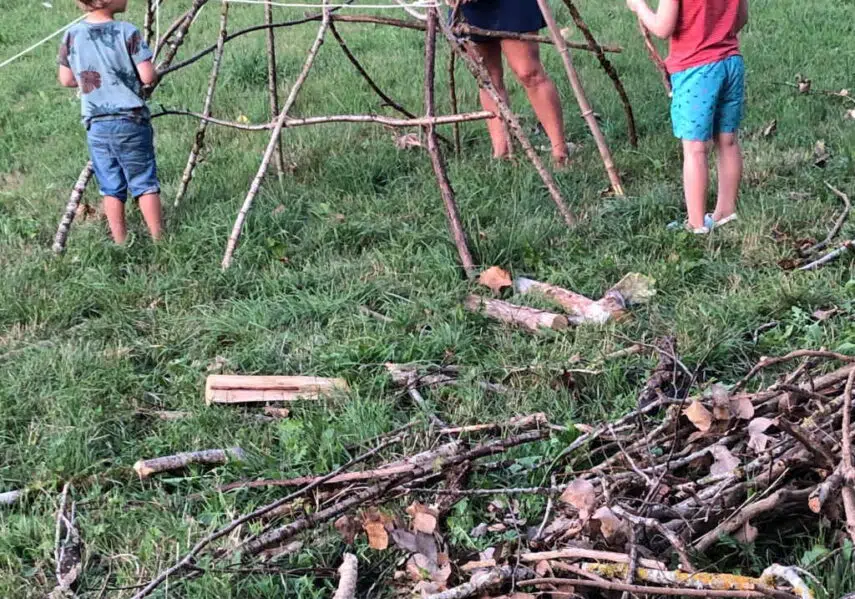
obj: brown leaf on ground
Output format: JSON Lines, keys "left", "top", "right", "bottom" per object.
{"left": 592, "top": 506, "right": 626, "bottom": 542}
{"left": 560, "top": 478, "right": 596, "bottom": 519}
{"left": 813, "top": 140, "right": 831, "bottom": 168}
{"left": 709, "top": 445, "right": 740, "bottom": 476}
{"left": 406, "top": 502, "right": 438, "bottom": 535}
{"left": 813, "top": 308, "right": 840, "bottom": 321}
{"left": 748, "top": 417, "right": 776, "bottom": 453}
{"left": 683, "top": 400, "right": 713, "bottom": 432}
{"left": 362, "top": 509, "right": 391, "bottom": 550}
{"left": 335, "top": 515, "right": 361, "bottom": 544}
{"left": 478, "top": 266, "right": 512, "bottom": 294}
{"left": 732, "top": 394, "right": 755, "bottom": 420}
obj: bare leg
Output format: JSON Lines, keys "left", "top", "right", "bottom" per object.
{"left": 712, "top": 132, "right": 741, "bottom": 221}
{"left": 501, "top": 38, "right": 567, "bottom": 162}
{"left": 682, "top": 140, "right": 709, "bottom": 229}
{"left": 468, "top": 40, "right": 511, "bottom": 158}
{"left": 103, "top": 195, "right": 127, "bottom": 244}
{"left": 139, "top": 192, "right": 163, "bottom": 240}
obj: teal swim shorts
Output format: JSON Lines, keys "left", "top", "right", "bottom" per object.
{"left": 670, "top": 55, "right": 745, "bottom": 141}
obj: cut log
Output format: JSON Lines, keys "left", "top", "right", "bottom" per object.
{"left": 515, "top": 278, "right": 613, "bottom": 324}
{"left": 464, "top": 296, "right": 568, "bottom": 333}
{"left": 133, "top": 447, "right": 246, "bottom": 479}
{"left": 333, "top": 553, "right": 358, "bottom": 599}
{"left": 205, "top": 375, "right": 348, "bottom": 405}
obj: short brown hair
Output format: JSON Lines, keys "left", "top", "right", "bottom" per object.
{"left": 76, "top": 0, "right": 111, "bottom": 9}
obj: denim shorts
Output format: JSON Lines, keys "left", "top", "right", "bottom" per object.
{"left": 670, "top": 55, "right": 745, "bottom": 141}
{"left": 86, "top": 117, "right": 160, "bottom": 202}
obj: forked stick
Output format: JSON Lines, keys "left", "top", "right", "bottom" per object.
{"left": 222, "top": 7, "right": 331, "bottom": 269}
{"left": 174, "top": 0, "right": 229, "bottom": 208}
{"left": 436, "top": 17, "right": 577, "bottom": 227}
{"left": 424, "top": 8, "right": 476, "bottom": 278}
{"left": 536, "top": 0, "right": 625, "bottom": 196}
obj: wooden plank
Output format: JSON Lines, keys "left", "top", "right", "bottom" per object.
{"left": 205, "top": 375, "right": 348, "bottom": 405}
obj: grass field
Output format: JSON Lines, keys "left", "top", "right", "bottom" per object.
{"left": 1, "top": 0, "right": 855, "bottom": 596}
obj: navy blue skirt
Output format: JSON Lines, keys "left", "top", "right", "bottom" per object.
{"left": 460, "top": 0, "right": 546, "bottom": 38}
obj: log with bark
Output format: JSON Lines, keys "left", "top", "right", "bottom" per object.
{"left": 133, "top": 447, "right": 246, "bottom": 479}
{"left": 464, "top": 295, "right": 569, "bottom": 333}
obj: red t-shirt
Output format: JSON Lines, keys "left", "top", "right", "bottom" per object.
{"left": 666, "top": 0, "right": 741, "bottom": 74}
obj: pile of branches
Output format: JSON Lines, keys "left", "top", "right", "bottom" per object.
{"left": 125, "top": 349, "right": 855, "bottom": 599}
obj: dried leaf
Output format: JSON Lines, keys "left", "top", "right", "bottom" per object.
{"left": 683, "top": 400, "right": 713, "bottom": 432}
{"left": 460, "top": 559, "right": 497, "bottom": 572}
{"left": 559, "top": 478, "right": 596, "bottom": 519}
{"left": 710, "top": 383, "right": 732, "bottom": 421}
{"left": 478, "top": 266, "right": 512, "bottom": 294}
{"left": 390, "top": 529, "right": 438, "bottom": 561}
{"left": 709, "top": 445, "right": 740, "bottom": 476}
{"left": 748, "top": 417, "right": 776, "bottom": 453}
{"left": 592, "top": 506, "right": 626, "bottom": 542}
{"left": 846, "top": 109, "right": 855, "bottom": 121}
{"left": 407, "top": 502, "right": 438, "bottom": 535}
{"left": 734, "top": 521, "right": 759, "bottom": 543}
{"left": 335, "top": 515, "right": 361, "bottom": 545}
{"left": 363, "top": 520, "right": 388, "bottom": 550}
{"left": 470, "top": 523, "right": 488, "bottom": 538}
{"left": 731, "top": 394, "right": 755, "bottom": 420}
{"left": 486, "top": 523, "right": 506, "bottom": 533}
{"left": 813, "top": 308, "right": 839, "bottom": 321}
{"left": 534, "top": 560, "right": 552, "bottom": 577}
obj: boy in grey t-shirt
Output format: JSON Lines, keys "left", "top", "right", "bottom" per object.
{"left": 58, "top": 0, "right": 162, "bottom": 244}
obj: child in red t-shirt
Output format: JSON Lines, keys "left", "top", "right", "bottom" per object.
{"left": 627, "top": 0, "right": 749, "bottom": 233}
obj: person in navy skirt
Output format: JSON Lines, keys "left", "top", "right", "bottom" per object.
{"left": 458, "top": 0, "right": 568, "bottom": 165}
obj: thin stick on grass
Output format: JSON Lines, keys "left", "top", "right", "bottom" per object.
{"left": 423, "top": 7, "right": 476, "bottom": 278}
{"left": 128, "top": 430, "right": 406, "bottom": 599}
{"left": 437, "top": 18, "right": 577, "bottom": 227}
{"left": 221, "top": 7, "right": 331, "bottom": 269}
{"left": 265, "top": 0, "right": 286, "bottom": 181}
{"left": 174, "top": 0, "right": 229, "bottom": 208}
{"left": 561, "top": 0, "right": 637, "bottom": 147}
{"left": 800, "top": 182, "right": 851, "bottom": 256}
{"left": 536, "top": 0, "right": 624, "bottom": 196}
{"left": 519, "top": 577, "right": 793, "bottom": 598}
{"left": 841, "top": 369, "right": 855, "bottom": 544}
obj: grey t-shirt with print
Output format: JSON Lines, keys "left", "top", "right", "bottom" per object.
{"left": 58, "top": 20, "right": 153, "bottom": 123}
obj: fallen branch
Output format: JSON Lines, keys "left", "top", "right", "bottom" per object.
{"left": 464, "top": 295, "right": 569, "bottom": 333}
{"left": 264, "top": 0, "right": 286, "bottom": 181}
{"left": 129, "top": 432, "right": 408, "bottom": 599}
{"left": 519, "top": 548, "right": 665, "bottom": 570}
{"left": 841, "top": 369, "right": 855, "bottom": 544}
{"left": 48, "top": 483, "right": 83, "bottom": 599}
{"left": 133, "top": 447, "right": 246, "bottom": 479}
{"left": 800, "top": 182, "right": 851, "bottom": 256}
{"left": 332, "top": 553, "right": 358, "bottom": 599}
{"left": 520, "top": 577, "right": 795, "bottom": 598}
{"left": 611, "top": 505, "right": 695, "bottom": 572}
{"left": 798, "top": 239, "right": 854, "bottom": 271}
{"left": 424, "top": 566, "right": 516, "bottom": 599}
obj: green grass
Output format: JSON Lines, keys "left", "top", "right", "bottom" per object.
{"left": 1, "top": 0, "right": 855, "bottom": 596}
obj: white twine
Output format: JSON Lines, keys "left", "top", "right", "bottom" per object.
{"left": 0, "top": 14, "right": 86, "bottom": 70}
{"left": 154, "top": 0, "right": 161, "bottom": 50}
{"left": 223, "top": 0, "right": 440, "bottom": 9}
